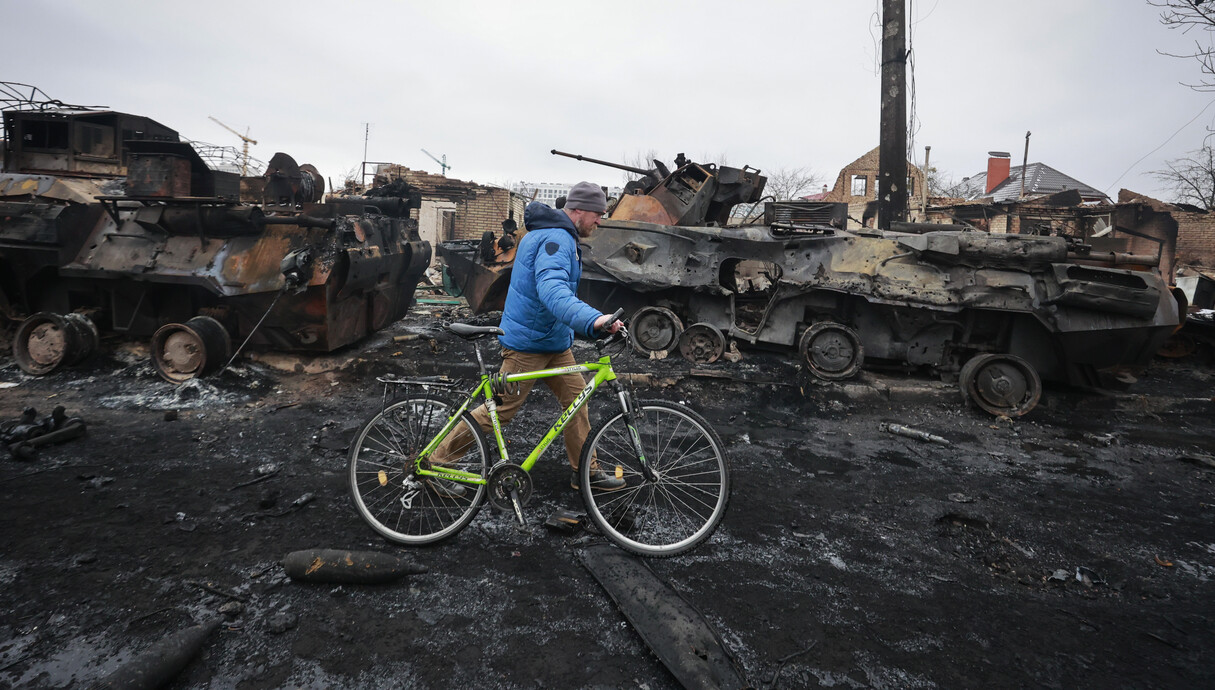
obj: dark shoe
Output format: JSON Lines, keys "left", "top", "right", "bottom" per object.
{"left": 571, "top": 468, "right": 625, "bottom": 492}
{"left": 428, "top": 477, "right": 467, "bottom": 499}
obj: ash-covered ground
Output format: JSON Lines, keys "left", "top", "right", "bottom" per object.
{"left": 0, "top": 308, "right": 1213, "bottom": 689}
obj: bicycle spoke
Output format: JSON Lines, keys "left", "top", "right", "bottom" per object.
{"left": 582, "top": 401, "right": 729, "bottom": 557}
{"left": 349, "top": 397, "right": 488, "bottom": 544}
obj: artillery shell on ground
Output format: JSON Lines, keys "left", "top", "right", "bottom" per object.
{"left": 281, "top": 549, "right": 427, "bottom": 584}
{"left": 95, "top": 618, "right": 220, "bottom": 690}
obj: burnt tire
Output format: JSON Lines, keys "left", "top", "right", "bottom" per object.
{"left": 13, "top": 312, "right": 99, "bottom": 376}
{"left": 799, "top": 322, "right": 863, "bottom": 380}
{"left": 629, "top": 306, "right": 684, "bottom": 357}
{"left": 349, "top": 396, "right": 488, "bottom": 545}
{"left": 150, "top": 316, "right": 232, "bottom": 383}
{"left": 960, "top": 353, "right": 1042, "bottom": 417}
{"left": 677, "top": 323, "right": 726, "bottom": 364}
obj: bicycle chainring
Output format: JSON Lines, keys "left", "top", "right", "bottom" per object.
{"left": 486, "top": 463, "right": 533, "bottom": 512}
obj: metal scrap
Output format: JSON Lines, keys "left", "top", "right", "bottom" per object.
{"left": 1, "top": 406, "right": 86, "bottom": 459}
{"left": 579, "top": 544, "right": 747, "bottom": 690}
{"left": 879, "top": 422, "right": 950, "bottom": 445}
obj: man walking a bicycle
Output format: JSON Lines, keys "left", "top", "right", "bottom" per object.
{"left": 434, "top": 181, "right": 625, "bottom": 492}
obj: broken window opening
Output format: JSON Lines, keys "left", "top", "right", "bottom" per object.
{"left": 75, "top": 123, "right": 115, "bottom": 159}
{"left": 440, "top": 209, "right": 456, "bottom": 242}
{"left": 21, "top": 120, "right": 70, "bottom": 150}
{"left": 851, "top": 175, "right": 868, "bottom": 197}
{"left": 720, "top": 258, "right": 781, "bottom": 295}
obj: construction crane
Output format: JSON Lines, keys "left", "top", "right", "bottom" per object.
{"left": 208, "top": 116, "right": 257, "bottom": 177}
{"left": 421, "top": 149, "right": 451, "bottom": 176}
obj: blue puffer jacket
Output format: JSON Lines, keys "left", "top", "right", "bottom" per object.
{"left": 499, "top": 202, "right": 603, "bottom": 353}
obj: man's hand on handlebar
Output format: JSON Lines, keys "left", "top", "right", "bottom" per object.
{"left": 593, "top": 308, "right": 625, "bottom": 337}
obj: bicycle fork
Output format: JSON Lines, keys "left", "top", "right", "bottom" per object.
{"left": 613, "top": 381, "right": 657, "bottom": 483}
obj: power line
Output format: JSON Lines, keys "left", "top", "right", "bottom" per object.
{"left": 1103, "top": 97, "right": 1215, "bottom": 193}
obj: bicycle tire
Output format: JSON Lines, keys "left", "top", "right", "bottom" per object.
{"left": 579, "top": 399, "right": 730, "bottom": 557}
{"left": 349, "top": 395, "right": 489, "bottom": 544}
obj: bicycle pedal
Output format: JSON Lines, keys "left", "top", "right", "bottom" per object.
{"left": 544, "top": 509, "right": 586, "bottom": 534}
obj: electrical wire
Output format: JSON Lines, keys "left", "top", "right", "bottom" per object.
{"left": 1103, "top": 97, "right": 1215, "bottom": 193}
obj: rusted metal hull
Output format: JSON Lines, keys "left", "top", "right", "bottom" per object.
{"left": 54, "top": 204, "right": 430, "bottom": 351}
{"left": 436, "top": 240, "right": 514, "bottom": 314}
{"left": 1, "top": 101, "right": 433, "bottom": 375}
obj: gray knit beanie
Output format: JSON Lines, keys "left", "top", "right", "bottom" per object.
{"left": 564, "top": 181, "right": 607, "bottom": 214}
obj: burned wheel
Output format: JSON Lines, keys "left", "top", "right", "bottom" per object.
{"left": 629, "top": 306, "right": 683, "bottom": 357}
{"left": 151, "top": 316, "right": 232, "bottom": 383}
{"left": 13, "top": 312, "right": 99, "bottom": 376}
{"left": 960, "top": 353, "right": 1041, "bottom": 417}
{"left": 799, "top": 322, "right": 863, "bottom": 380}
{"left": 678, "top": 323, "right": 725, "bottom": 364}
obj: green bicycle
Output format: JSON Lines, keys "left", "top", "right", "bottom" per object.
{"left": 348, "top": 309, "right": 731, "bottom": 557}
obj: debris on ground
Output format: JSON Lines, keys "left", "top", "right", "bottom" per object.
{"left": 879, "top": 421, "right": 950, "bottom": 445}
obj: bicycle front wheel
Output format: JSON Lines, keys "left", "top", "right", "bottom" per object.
{"left": 349, "top": 395, "right": 488, "bottom": 545}
{"left": 580, "top": 400, "right": 730, "bottom": 557}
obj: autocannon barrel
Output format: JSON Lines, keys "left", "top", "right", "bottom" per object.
{"left": 551, "top": 149, "right": 651, "bottom": 176}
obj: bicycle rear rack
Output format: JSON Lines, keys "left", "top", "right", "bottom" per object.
{"left": 374, "top": 374, "right": 459, "bottom": 412}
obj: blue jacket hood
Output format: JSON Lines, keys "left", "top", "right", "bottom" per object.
{"left": 523, "top": 201, "right": 577, "bottom": 238}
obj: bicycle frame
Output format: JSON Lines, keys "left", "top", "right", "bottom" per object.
{"left": 413, "top": 352, "right": 642, "bottom": 485}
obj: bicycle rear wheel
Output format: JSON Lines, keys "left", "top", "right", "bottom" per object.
{"left": 580, "top": 400, "right": 730, "bottom": 557}
{"left": 349, "top": 395, "right": 488, "bottom": 544}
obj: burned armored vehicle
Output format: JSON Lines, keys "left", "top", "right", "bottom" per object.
{"left": 442, "top": 149, "right": 1180, "bottom": 416}
{"left": 436, "top": 149, "right": 768, "bottom": 313}
{"left": 580, "top": 216, "right": 1180, "bottom": 416}
{"left": 1, "top": 99, "right": 430, "bottom": 381}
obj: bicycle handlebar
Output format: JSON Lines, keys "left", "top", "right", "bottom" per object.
{"left": 596, "top": 308, "right": 628, "bottom": 350}
{"left": 595, "top": 308, "right": 625, "bottom": 338}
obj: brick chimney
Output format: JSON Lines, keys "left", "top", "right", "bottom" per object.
{"left": 986, "top": 151, "right": 1011, "bottom": 194}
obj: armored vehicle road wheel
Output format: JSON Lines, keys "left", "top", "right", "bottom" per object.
{"left": 629, "top": 306, "right": 683, "bottom": 357}
{"left": 151, "top": 316, "right": 232, "bottom": 383}
{"left": 960, "top": 353, "right": 1041, "bottom": 417}
{"left": 799, "top": 322, "right": 863, "bottom": 380}
{"left": 678, "top": 322, "right": 725, "bottom": 364}
{"left": 13, "top": 312, "right": 99, "bottom": 376}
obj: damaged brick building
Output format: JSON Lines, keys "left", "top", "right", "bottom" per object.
{"left": 822, "top": 146, "right": 926, "bottom": 227}
{"left": 366, "top": 165, "right": 526, "bottom": 268}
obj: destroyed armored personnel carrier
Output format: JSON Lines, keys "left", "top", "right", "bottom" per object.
{"left": 443, "top": 150, "right": 1181, "bottom": 416}
{"left": 1, "top": 99, "right": 430, "bottom": 381}
{"left": 581, "top": 218, "right": 1180, "bottom": 415}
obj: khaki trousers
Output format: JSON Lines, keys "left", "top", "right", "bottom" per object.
{"left": 433, "top": 348, "right": 593, "bottom": 469}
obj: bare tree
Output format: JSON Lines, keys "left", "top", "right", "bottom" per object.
{"left": 620, "top": 149, "right": 660, "bottom": 184}
{"left": 1150, "top": 0, "right": 1215, "bottom": 90}
{"left": 924, "top": 165, "right": 974, "bottom": 199}
{"left": 1152, "top": 146, "right": 1215, "bottom": 208}
{"left": 763, "top": 166, "right": 824, "bottom": 201}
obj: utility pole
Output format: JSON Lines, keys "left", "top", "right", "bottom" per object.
{"left": 877, "top": 0, "right": 907, "bottom": 230}
{"left": 921, "top": 145, "right": 931, "bottom": 217}
{"left": 1020, "top": 131, "right": 1031, "bottom": 199}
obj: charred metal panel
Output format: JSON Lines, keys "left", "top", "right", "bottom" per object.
{"left": 574, "top": 218, "right": 1179, "bottom": 384}
{"left": 125, "top": 153, "right": 191, "bottom": 197}
{"left": 765, "top": 201, "right": 848, "bottom": 229}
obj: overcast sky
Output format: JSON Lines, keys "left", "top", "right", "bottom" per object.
{"left": 6, "top": 0, "right": 1212, "bottom": 201}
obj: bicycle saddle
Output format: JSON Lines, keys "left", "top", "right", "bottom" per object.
{"left": 448, "top": 323, "right": 505, "bottom": 340}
